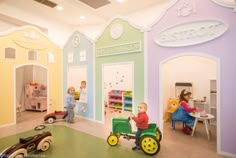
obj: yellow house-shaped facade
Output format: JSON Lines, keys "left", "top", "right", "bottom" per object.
{"left": 0, "top": 26, "right": 62, "bottom": 127}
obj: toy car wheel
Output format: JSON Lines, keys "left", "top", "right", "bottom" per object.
{"left": 14, "top": 154, "right": 24, "bottom": 158}
{"left": 34, "top": 125, "right": 46, "bottom": 131}
{"left": 140, "top": 135, "right": 160, "bottom": 156}
{"left": 107, "top": 134, "right": 119, "bottom": 146}
{"left": 156, "top": 128, "right": 162, "bottom": 142}
{"left": 40, "top": 141, "right": 51, "bottom": 151}
{"left": 47, "top": 117, "right": 55, "bottom": 124}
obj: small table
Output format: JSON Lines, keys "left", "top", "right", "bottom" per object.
{"left": 190, "top": 112, "right": 215, "bottom": 140}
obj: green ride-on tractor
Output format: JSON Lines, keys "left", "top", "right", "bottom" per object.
{"left": 107, "top": 117, "right": 162, "bottom": 156}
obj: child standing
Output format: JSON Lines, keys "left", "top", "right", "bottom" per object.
{"left": 130, "top": 102, "right": 149, "bottom": 150}
{"left": 78, "top": 81, "right": 87, "bottom": 113}
{"left": 65, "top": 86, "right": 76, "bottom": 123}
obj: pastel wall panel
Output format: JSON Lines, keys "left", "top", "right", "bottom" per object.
{"left": 63, "top": 31, "right": 94, "bottom": 119}
{"left": 147, "top": 0, "right": 236, "bottom": 155}
{"left": 0, "top": 26, "right": 62, "bottom": 126}
{"left": 95, "top": 18, "right": 144, "bottom": 122}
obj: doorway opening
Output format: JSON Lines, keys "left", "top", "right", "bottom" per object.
{"left": 102, "top": 62, "right": 134, "bottom": 127}
{"left": 15, "top": 64, "right": 48, "bottom": 124}
{"left": 160, "top": 54, "right": 219, "bottom": 149}
{"left": 67, "top": 66, "right": 87, "bottom": 116}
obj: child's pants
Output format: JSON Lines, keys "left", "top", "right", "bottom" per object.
{"left": 135, "top": 128, "right": 145, "bottom": 146}
{"left": 78, "top": 103, "right": 87, "bottom": 113}
{"left": 65, "top": 105, "right": 74, "bottom": 121}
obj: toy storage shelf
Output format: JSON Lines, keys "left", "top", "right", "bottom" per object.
{"left": 24, "top": 83, "right": 47, "bottom": 112}
{"left": 108, "top": 90, "right": 125, "bottom": 110}
{"left": 108, "top": 90, "right": 133, "bottom": 111}
{"left": 210, "top": 80, "right": 217, "bottom": 125}
{"left": 123, "top": 91, "right": 132, "bottom": 111}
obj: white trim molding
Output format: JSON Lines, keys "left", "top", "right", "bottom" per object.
{"left": 14, "top": 63, "right": 49, "bottom": 125}
{"left": 101, "top": 62, "right": 135, "bottom": 124}
{"left": 211, "top": 0, "right": 236, "bottom": 12}
{"left": 159, "top": 52, "right": 221, "bottom": 154}
{"left": 94, "top": 15, "right": 145, "bottom": 41}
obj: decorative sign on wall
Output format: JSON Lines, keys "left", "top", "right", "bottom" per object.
{"left": 110, "top": 23, "right": 124, "bottom": 39}
{"left": 96, "top": 41, "right": 141, "bottom": 57}
{"left": 72, "top": 35, "right": 80, "bottom": 47}
{"left": 211, "top": 0, "right": 236, "bottom": 12}
{"left": 154, "top": 20, "right": 228, "bottom": 47}
{"left": 24, "top": 31, "right": 40, "bottom": 40}
{"left": 177, "top": 0, "right": 196, "bottom": 17}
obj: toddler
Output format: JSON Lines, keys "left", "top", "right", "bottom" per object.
{"left": 130, "top": 102, "right": 149, "bottom": 150}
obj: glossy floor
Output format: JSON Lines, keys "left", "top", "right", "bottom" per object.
{"left": 0, "top": 111, "right": 229, "bottom": 158}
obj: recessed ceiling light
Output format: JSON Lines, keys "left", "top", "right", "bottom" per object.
{"left": 80, "top": 16, "right": 85, "bottom": 20}
{"left": 56, "top": 5, "right": 63, "bottom": 11}
{"left": 116, "top": 0, "right": 125, "bottom": 3}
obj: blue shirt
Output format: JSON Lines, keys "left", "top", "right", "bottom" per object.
{"left": 65, "top": 94, "right": 75, "bottom": 107}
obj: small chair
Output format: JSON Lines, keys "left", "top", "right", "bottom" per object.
{"left": 171, "top": 120, "right": 186, "bottom": 130}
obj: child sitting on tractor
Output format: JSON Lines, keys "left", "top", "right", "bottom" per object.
{"left": 130, "top": 102, "right": 149, "bottom": 151}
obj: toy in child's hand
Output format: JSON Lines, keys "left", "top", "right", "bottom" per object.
{"left": 0, "top": 131, "right": 53, "bottom": 158}
{"left": 44, "top": 111, "right": 68, "bottom": 124}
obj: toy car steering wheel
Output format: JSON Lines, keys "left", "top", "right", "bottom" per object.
{"left": 34, "top": 125, "right": 46, "bottom": 131}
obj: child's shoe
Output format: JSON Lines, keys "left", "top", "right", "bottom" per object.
{"left": 132, "top": 146, "right": 140, "bottom": 151}
{"left": 182, "top": 126, "right": 190, "bottom": 135}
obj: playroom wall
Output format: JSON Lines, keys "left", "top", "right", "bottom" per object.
{"left": 95, "top": 18, "right": 144, "bottom": 122}
{"left": 0, "top": 26, "right": 62, "bottom": 127}
{"left": 162, "top": 56, "right": 217, "bottom": 116}
{"left": 63, "top": 31, "right": 94, "bottom": 119}
{"left": 147, "top": 0, "right": 236, "bottom": 155}
{"left": 103, "top": 63, "right": 133, "bottom": 104}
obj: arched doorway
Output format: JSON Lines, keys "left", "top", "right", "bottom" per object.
{"left": 160, "top": 53, "right": 220, "bottom": 150}
{"left": 14, "top": 64, "right": 48, "bottom": 124}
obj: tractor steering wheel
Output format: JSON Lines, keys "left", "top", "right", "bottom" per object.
{"left": 128, "top": 117, "right": 131, "bottom": 121}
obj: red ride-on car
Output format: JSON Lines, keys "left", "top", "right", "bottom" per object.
{"left": 44, "top": 111, "right": 68, "bottom": 124}
{"left": 0, "top": 131, "right": 53, "bottom": 158}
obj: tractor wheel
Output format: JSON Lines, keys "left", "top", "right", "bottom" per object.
{"left": 107, "top": 134, "right": 119, "bottom": 146}
{"left": 156, "top": 128, "right": 162, "bottom": 142}
{"left": 47, "top": 117, "right": 55, "bottom": 124}
{"left": 140, "top": 135, "right": 160, "bottom": 156}
{"left": 40, "top": 141, "right": 51, "bottom": 151}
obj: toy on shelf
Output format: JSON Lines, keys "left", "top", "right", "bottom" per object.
{"left": 163, "top": 98, "right": 179, "bottom": 122}
{"left": 44, "top": 111, "right": 68, "bottom": 124}
{"left": 108, "top": 90, "right": 133, "bottom": 112}
{"left": 24, "top": 82, "right": 47, "bottom": 112}
{"left": 0, "top": 131, "right": 53, "bottom": 158}
{"left": 107, "top": 117, "right": 162, "bottom": 156}
{"left": 123, "top": 91, "right": 132, "bottom": 111}
{"left": 108, "top": 90, "right": 125, "bottom": 111}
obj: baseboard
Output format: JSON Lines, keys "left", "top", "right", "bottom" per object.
{"left": 219, "top": 151, "right": 236, "bottom": 158}
{"left": 75, "top": 115, "right": 104, "bottom": 124}
{"left": 0, "top": 122, "right": 16, "bottom": 128}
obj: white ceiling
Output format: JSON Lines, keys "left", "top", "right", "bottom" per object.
{"left": 0, "top": 0, "right": 174, "bottom": 27}
{"left": 0, "top": 0, "right": 177, "bottom": 45}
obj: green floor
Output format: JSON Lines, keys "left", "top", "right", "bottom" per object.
{"left": 0, "top": 125, "right": 146, "bottom": 158}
